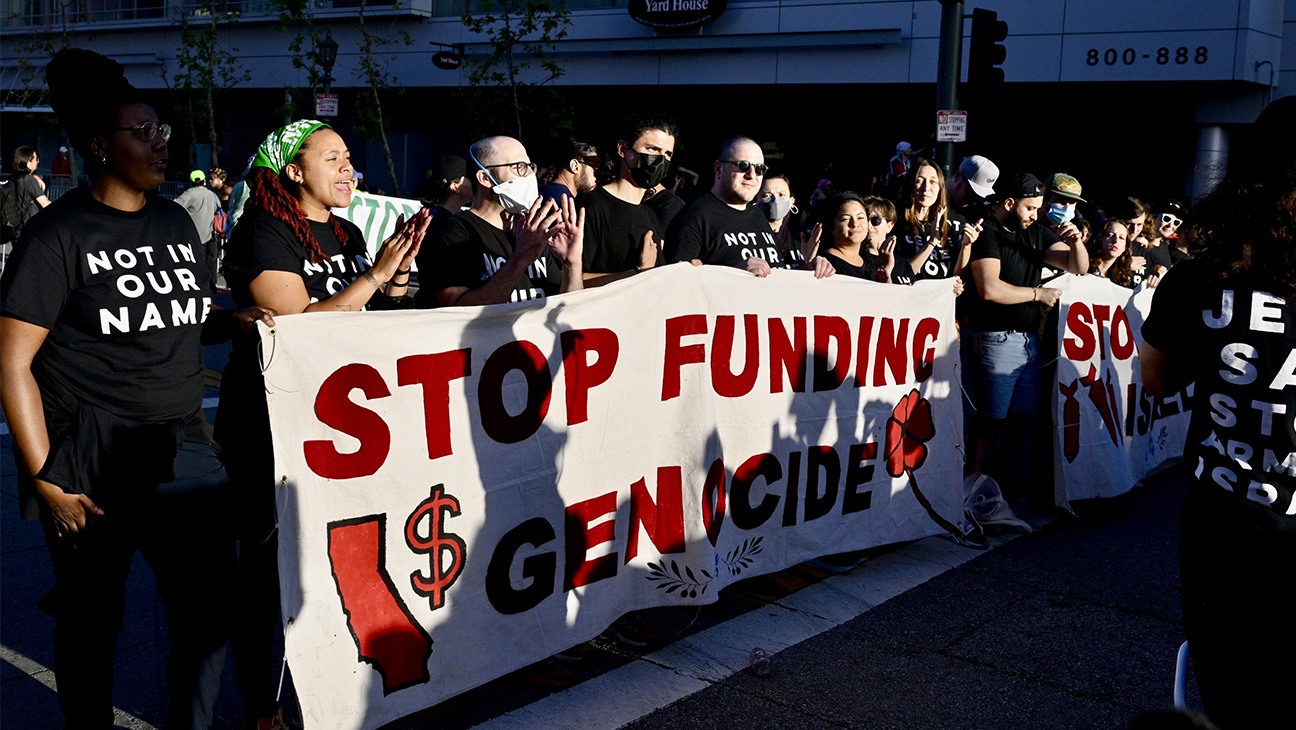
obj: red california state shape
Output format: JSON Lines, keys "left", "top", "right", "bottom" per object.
{"left": 328, "top": 515, "right": 433, "bottom": 695}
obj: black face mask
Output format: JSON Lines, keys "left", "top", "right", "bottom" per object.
{"left": 628, "top": 152, "right": 670, "bottom": 189}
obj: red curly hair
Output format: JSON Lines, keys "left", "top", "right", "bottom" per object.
{"left": 246, "top": 132, "right": 350, "bottom": 263}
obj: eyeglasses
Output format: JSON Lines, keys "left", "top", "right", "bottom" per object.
{"left": 113, "top": 121, "right": 171, "bottom": 143}
{"left": 483, "top": 160, "right": 537, "bottom": 177}
{"left": 582, "top": 155, "right": 600, "bottom": 168}
{"left": 1157, "top": 213, "right": 1182, "bottom": 229}
{"left": 721, "top": 159, "right": 768, "bottom": 176}
{"left": 869, "top": 216, "right": 887, "bottom": 226}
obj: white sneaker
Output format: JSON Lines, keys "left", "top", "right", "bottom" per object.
{"left": 964, "top": 474, "right": 1033, "bottom": 533}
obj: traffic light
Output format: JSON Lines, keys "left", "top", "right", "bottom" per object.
{"left": 968, "top": 8, "right": 1008, "bottom": 87}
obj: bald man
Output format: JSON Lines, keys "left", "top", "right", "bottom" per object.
{"left": 664, "top": 136, "right": 783, "bottom": 277}
{"left": 421, "top": 135, "right": 584, "bottom": 307}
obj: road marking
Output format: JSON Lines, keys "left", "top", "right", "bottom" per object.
{"left": 0, "top": 643, "right": 158, "bottom": 730}
{"left": 472, "top": 531, "right": 1025, "bottom": 730}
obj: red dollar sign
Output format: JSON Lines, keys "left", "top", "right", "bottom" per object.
{"left": 404, "top": 485, "right": 466, "bottom": 610}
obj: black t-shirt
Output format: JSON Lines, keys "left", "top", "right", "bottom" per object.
{"left": 15, "top": 173, "right": 44, "bottom": 219}
{"left": 772, "top": 223, "right": 807, "bottom": 270}
{"left": 1142, "top": 259, "right": 1296, "bottom": 536}
{"left": 413, "top": 205, "right": 458, "bottom": 308}
{"left": 665, "top": 192, "right": 782, "bottom": 269}
{"left": 894, "top": 210, "right": 968, "bottom": 280}
{"left": 578, "top": 187, "right": 664, "bottom": 273}
{"left": 823, "top": 248, "right": 915, "bottom": 283}
{"left": 224, "top": 208, "right": 370, "bottom": 308}
{"left": 0, "top": 188, "right": 210, "bottom": 421}
{"left": 643, "top": 188, "right": 687, "bottom": 232}
{"left": 964, "top": 215, "right": 1062, "bottom": 332}
{"left": 425, "top": 209, "right": 561, "bottom": 303}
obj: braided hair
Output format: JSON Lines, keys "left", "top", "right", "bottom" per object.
{"left": 245, "top": 131, "right": 350, "bottom": 264}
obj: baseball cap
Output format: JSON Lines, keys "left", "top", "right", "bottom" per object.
{"left": 959, "top": 155, "right": 999, "bottom": 198}
{"left": 189, "top": 169, "right": 206, "bottom": 183}
{"left": 896, "top": 141, "right": 911, "bottom": 155}
{"left": 1003, "top": 172, "right": 1045, "bottom": 200}
{"left": 1045, "top": 172, "right": 1086, "bottom": 203}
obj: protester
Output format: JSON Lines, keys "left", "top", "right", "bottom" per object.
{"left": 757, "top": 173, "right": 811, "bottom": 266}
{"left": 218, "top": 119, "right": 429, "bottom": 730}
{"left": 416, "top": 155, "right": 473, "bottom": 221}
{"left": 0, "top": 47, "right": 271, "bottom": 730}
{"left": 1140, "top": 95, "right": 1296, "bottom": 730}
{"left": 539, "top": 139, "right": 599, "bottom": 204}
{"left": 947, "top": 154, "right": 999, "bottom": 219}
{"left": 820, "top": 192, "right": 903, "bottom": 283}
{"left": 51, "top": 144, "right": 72, "bottom": 179}
{"left": 665, "top": 136, "right": 781, "bottom": 275}
{"left": 893, "top": 157, "right": 982, "bottom": 281}
{"left": 962, "top": 173, "right": 1086, "bottom": 505}
{"left": 1154, "top": 198, "right": 1190, "bottom": 264}
{"left": 175, "top": 168, "right": 223, "bottom": 282}
{"left": 1108, "top": 195, "right": 1169, "bottom": 287}
{"left": 422, "top": 135, "right": 584, "bottom": 307}
{"left": 1087, "top": 219, "right": 1137, "bottom": 288}
{"left": 2, "top": 146, "right": 52, "bottom": 243}
{"left": 886, "top": 140, "right": 912, "bottom": 186}
{"left": 578, "top": 114, "right": 675, "bottom": 285}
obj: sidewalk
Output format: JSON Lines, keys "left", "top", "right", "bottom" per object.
{"left": 2, "top": 390, "right": 1196, "bottom": 730}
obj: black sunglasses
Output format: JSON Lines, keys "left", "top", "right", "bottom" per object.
{"left": 720, "top": 159, "right": 768, "bottom": 176}
{"left": 869, "top": 216, "right": 888, "bottom": 226}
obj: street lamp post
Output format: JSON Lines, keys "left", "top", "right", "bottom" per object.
{"left": 318, "top": 29, "right": 339, "bottom": 94}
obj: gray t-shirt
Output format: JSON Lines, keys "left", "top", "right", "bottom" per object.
{"left": 174, "top": 184, "right": 221, "bottom": 243}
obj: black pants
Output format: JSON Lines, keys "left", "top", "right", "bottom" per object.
{"left": 41, "top": 442, "right": 235, "bottom": 730}
{"left": 1180, "top": 489, "right": 1295, "bottom": 730}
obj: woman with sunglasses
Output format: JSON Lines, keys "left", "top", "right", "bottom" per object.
{"left": 819, "top": 192, "right": 906, "bottom": 282}
{"left": 893, "top": 157, "right": 982, "bottom": 281}
{"left": 217, "top": 119, "right": 428, "bottom": 730}
{"left": 1153, "top": 199, "right": 1191, "bottom": 266}
{"left": 0, "top": 49, "right": 271, "bottom": 730}
{"left": 1086, "top": 219, "right": 1138, "bottom": 288}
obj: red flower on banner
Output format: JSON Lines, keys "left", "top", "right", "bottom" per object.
{"left": 884, "top": 389, "right": 935, "bottom": 478}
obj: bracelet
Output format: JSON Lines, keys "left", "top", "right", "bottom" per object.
{"left": 395, "top": 269, "right": 411, "bottom": 276}
{"left": 1032, "top": 287, "right": 1038, "bottom": 302}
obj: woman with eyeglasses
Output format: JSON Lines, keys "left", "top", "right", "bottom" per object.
{"left": 0, "top": 49, "right": 272, "bottom": 730}
{"left": 893, "top": 157, "right": 982, "bottom": 281}
{"left": 1086, "top": 219, "right": 1138, "bottom": 288}
{"left": 217, "top": 119, "right": 428, "bottom": 730}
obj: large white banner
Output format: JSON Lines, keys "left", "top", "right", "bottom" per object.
{"left": 1051, "top": 274, "right": 1192, "bottom": 506}
{"left": 260, "top": 265, "right": 964, "bottom": 730}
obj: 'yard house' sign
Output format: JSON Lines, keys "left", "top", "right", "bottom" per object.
{"left": 629, "top": 0, "right": 726, "bottom": 29}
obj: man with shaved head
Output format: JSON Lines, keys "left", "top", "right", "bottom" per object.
{"left": 665, "top": 136, "right": 782, "bottom": 276}
{"left": 420, "top": 135, "right": 585, "bottom": 307}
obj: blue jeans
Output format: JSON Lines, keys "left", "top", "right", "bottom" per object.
{"left": 963, "top": 330, "right": 1041, "bottom": 419}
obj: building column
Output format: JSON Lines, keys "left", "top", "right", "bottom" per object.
{"left": 1191, "top": 125, "right": 1228, "bottom": 202}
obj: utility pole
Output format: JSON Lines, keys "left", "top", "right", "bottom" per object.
{"left": 934, "top": 0, "right": 965, "bottom": 177}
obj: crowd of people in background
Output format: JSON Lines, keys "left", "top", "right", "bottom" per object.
{"left": 2, "top": 46, "right": 1291, "bottom": 730}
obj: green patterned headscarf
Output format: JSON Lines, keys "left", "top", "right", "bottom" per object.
{"left": 250, "top": 119, "right": 329, "bottom": 174}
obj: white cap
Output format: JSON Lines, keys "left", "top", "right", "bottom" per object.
{"left": 960, "top": 155, "right": 999, "bottom": 199}
{"left": 59, "top": 146, "right": 68, "bottom": 153}
{"left": 896, "top": 141, "right": 912, "bottom": 155}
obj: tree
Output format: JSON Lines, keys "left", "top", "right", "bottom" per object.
{"left": 267, "top": 0, "right": 330, "bottom": 121}
{"left": 354, "top": 0, "right": 414, "bottom": 197}
{"left": 461, "top": 0, "right": 571, "bottom": 140}
{"left": 169, "top": 0, "right": 250, "bottom": 168}
{"left": 1, "top": 7, "right": 83, "bottom": 180}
